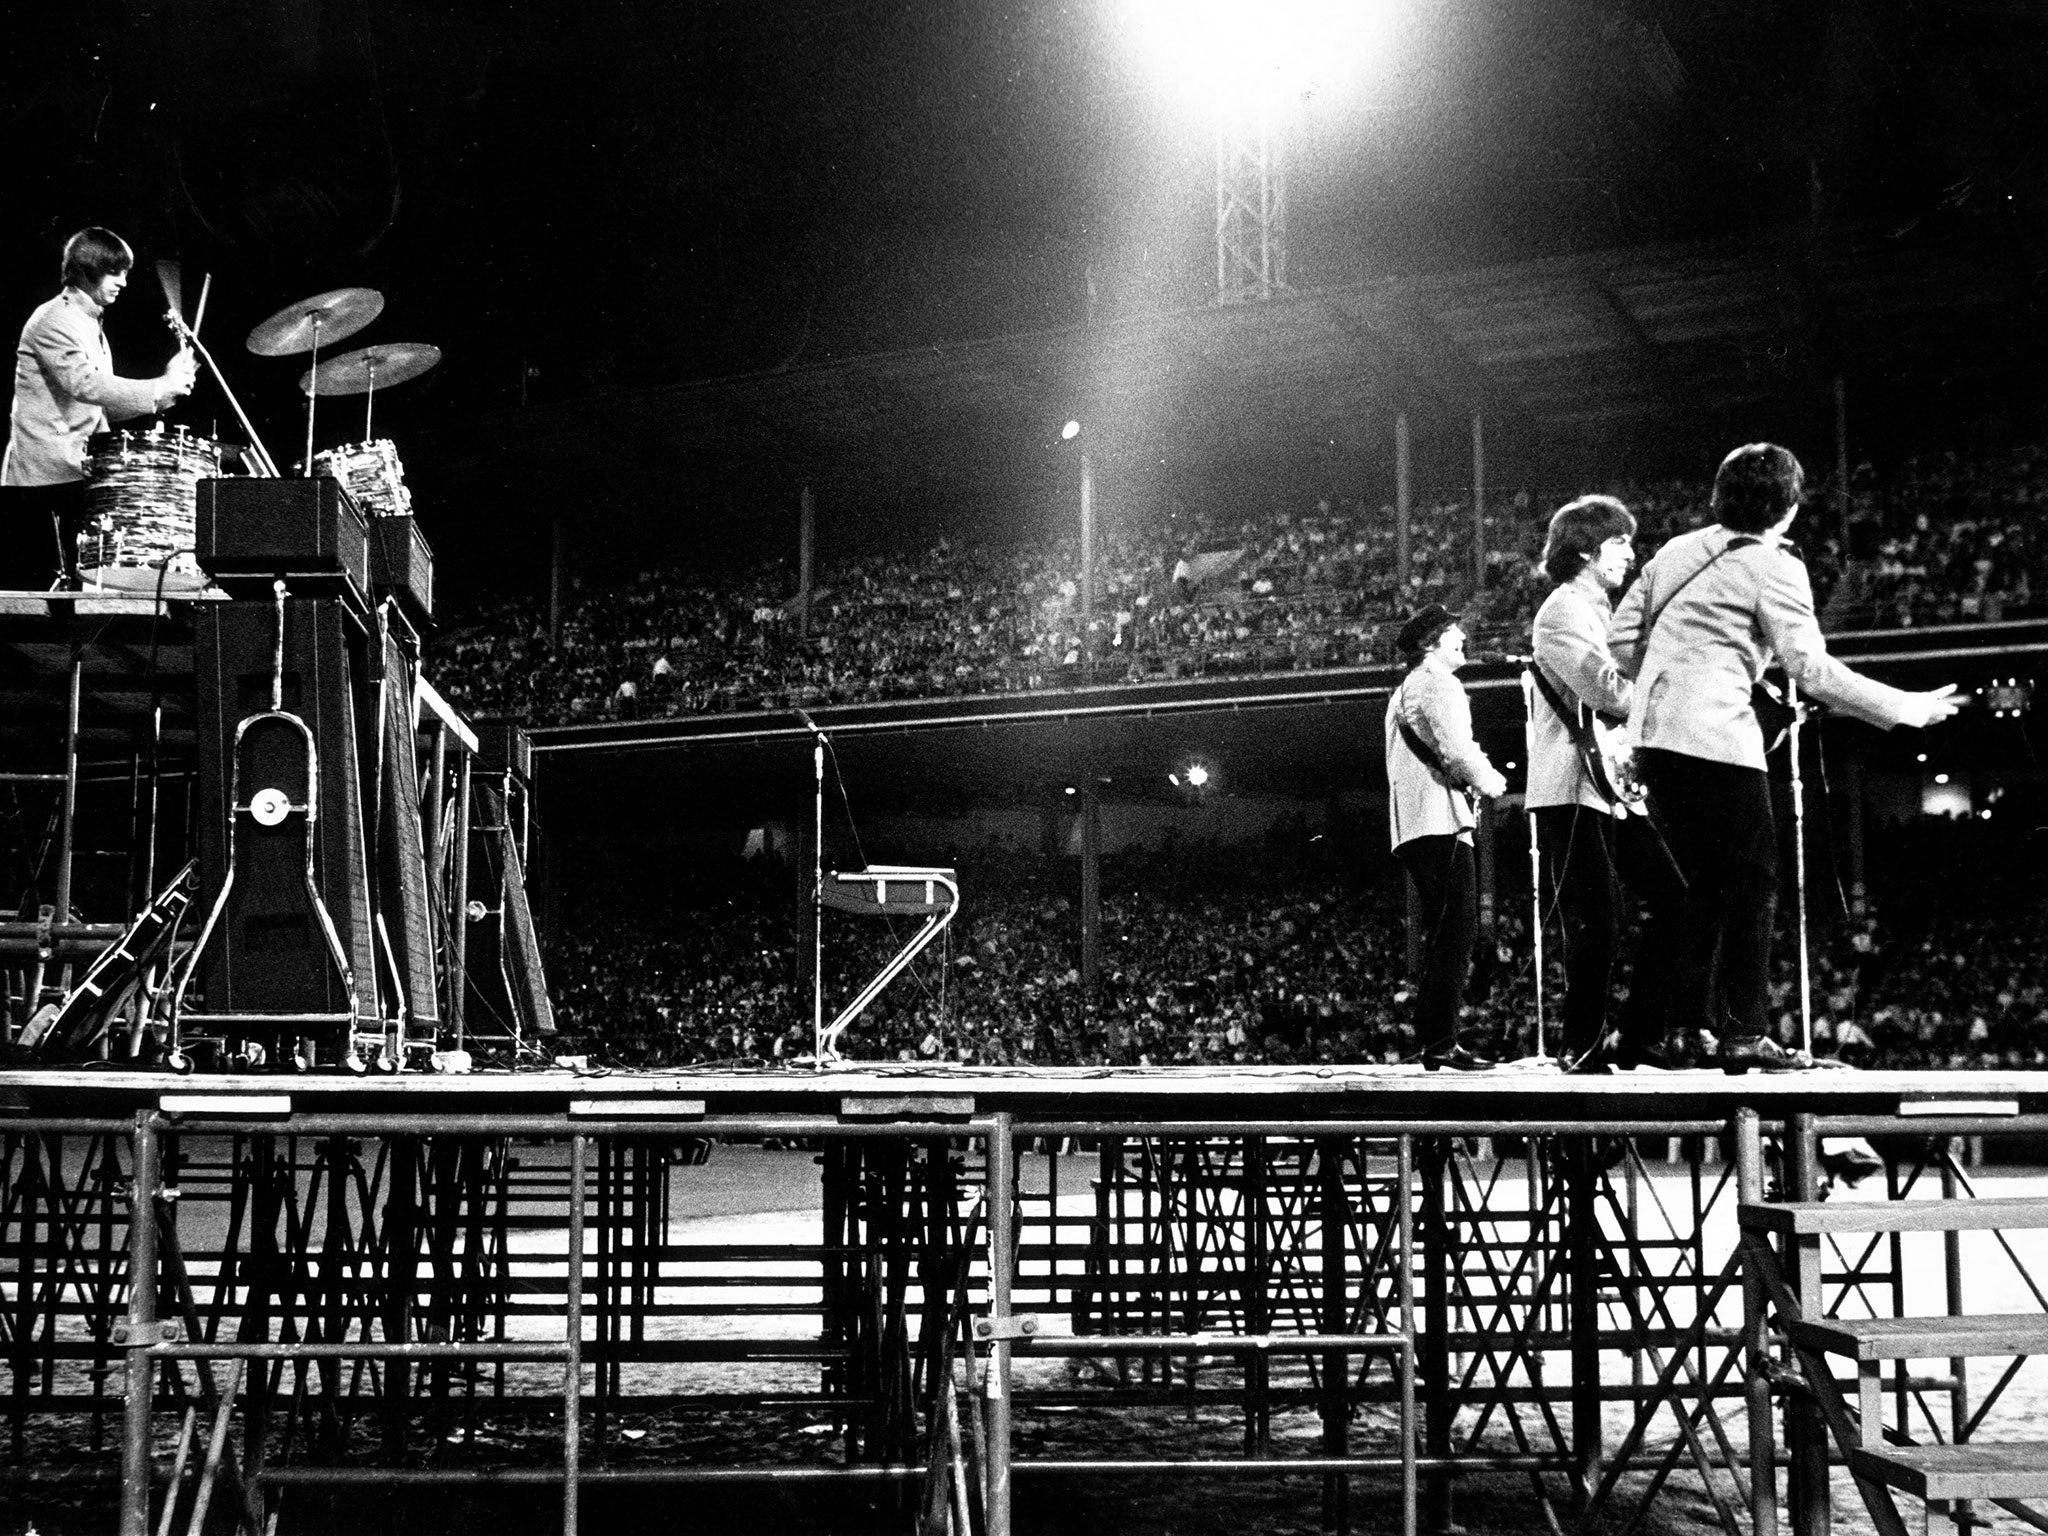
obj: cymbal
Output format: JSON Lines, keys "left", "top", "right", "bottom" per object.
{"left": 298, "top": 342, "right": 442, "bottom": 397}
{"left": 245, "top": 287, "right": 385, "bottom": 357}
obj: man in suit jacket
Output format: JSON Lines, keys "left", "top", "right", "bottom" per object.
{"left": 1386, "top": 604, "right": 1508, "bottom": 1070}
{"left": 3, "top": 228, "right": 194, "bottom": 587}
{"left": 1608, "top": 443, "right": 1960, "bottom": 1073}
{"left": 1528, "top": 494, "right": 1687, "bottom": 1072}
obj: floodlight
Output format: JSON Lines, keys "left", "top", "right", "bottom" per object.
{"left": 1186, "top": 762, "right": 1211, "bottom": 788}
{"left": 1114, "top": 0, "right": 1400, "bottom": 123}
{"left": 1062, "top": 420, "right": 1081, "bottom": 440}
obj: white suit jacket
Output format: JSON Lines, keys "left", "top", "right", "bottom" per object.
{"left": 4, "top": 291, "right": 159, "bottom": 487}
{"left": 1608, "top": 524, "right": 1919, "bottom": 772}
{"left": 1529, "top": 580, "right": 1634, "bottom": 813}
{"left": 1385, "top": 655, "right": 1495, "bottom": 850}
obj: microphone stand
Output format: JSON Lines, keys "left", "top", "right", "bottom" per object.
{"left": 1786, "top": 679, "right": 1814, "bottom": 1059}
{"left": 1520, "top": 669, "right": 1550, "bottom": 1063}
{"left": 796, "top": 710, "right": 827, "bottom": 1069}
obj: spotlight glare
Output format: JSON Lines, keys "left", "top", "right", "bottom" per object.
{"left": 1061, "top": 420, "right": 1081, "bottom": 441}
{"left": 1186, "top": 762, "right": 1211, "bottom": 788}
{"left": 1114, "top": 0, "right": 1402, "bottom": 123}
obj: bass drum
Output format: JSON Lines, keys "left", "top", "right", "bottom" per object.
{"left": 80, "top": 426, "right": 221, "bottom": 593}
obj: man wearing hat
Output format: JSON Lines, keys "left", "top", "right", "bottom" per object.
{"left": 1386, "top": 603, "right": 1508, "bottom": 1070}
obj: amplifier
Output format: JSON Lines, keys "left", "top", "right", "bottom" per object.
{"left": 366, "top": 513, "right": 433, "bottom": 622}
{"left": 196, "top": 479, "right": 369, "bottom": 601}
{"left": 475, "top": 717, "right": 532, "bottom": 782}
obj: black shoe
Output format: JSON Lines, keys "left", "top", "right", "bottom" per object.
{"left": 1614, "top": 1039, "right": 1681, "bottom": 1071}
{"left": 1422, "top": 1044, "right": 1496, "bottom": 1072}
{"left": 1718, "top": 1037, "right": 1808, "bottom": 1075}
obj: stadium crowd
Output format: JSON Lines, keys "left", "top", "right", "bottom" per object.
{"left": 542, "top": 815, "right": 2048, "bottom": 1074}
{"left": 433, "top": 445, "right": 2048, "bottom": 728}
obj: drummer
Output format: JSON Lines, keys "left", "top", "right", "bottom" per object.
{"left": 2, "top": 228, "right": 196, "bottom": 588}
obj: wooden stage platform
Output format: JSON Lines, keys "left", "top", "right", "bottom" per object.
{"left": 5, "top": 1060, "right": 2044, "bottom": 1127}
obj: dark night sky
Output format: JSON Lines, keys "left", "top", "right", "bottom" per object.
{"left": 5, "top": 1, "right": 2048, "bottom": 589}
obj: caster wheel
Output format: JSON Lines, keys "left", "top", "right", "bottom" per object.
{"left": 374, "top": 1052, "right": 399, "bottom": 1075}
{"left": 343, "top": 1053, "right": 368, "bottom": 1076}
{"left": 167, "top": 1051, "right": 193, "bottom": 1075}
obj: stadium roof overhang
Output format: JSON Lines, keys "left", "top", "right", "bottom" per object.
{"left": 422, "top": 224, "right": 2042, "bottom": 527}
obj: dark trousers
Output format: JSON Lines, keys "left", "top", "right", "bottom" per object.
{"left": 1635, "top": 749, "right": 1778, "bottom": 1044}
{"left": 1398, "top": 833, "right": 1478, "bottom": 1055}
{"left": 1533, "top": 804, "right": 1688, "bottom": 1058}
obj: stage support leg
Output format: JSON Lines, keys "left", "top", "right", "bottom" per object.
{"left": 1785, "top": 1114, "right": 1830, "bottom": 1536}
{"left": 1568, "top": 1137, "right": 1602, "bottom": 1505}
{"left": 1739, "top": 1109, "right": 1780, "bottom": 1536}
{"left": 1421, "top": 1137, "right": 1453, "bottom": 1535}
{"left": 985, "top": 1114, "right": 1016, "bottom": 1536}
{"left": 564, "top": 1132, "right": 585, "bottom": 1536}
{"left": 119, "top": 1111, "right": 158, "bottom": 1536}
{"left": 1320, "top": 1136, "right": 1351, "bottom": 1536}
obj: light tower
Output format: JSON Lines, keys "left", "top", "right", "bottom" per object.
{"left": 1116, "top": 0, "right": 1396, "bottom": 305}
{"left": 1216, "top": 121, "right": 1286, "bottom": 302}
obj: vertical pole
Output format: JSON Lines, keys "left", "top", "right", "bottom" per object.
{"left": 1785, "top": 1115, "right": 1829, "bottom": 1536}
{"left": 549, "top": 518, "right": 564, "bottom": 651}
{"left": 984, "top": 1114, "right": 1015, "bottom": 1536}
{"left": 798, "top": 484, "right": 816, "bottom": 639}
{"left": 1398, "top": 1136, "right": 1418, "bottom": 1536}
{"left": 1420, "top": 1137, "right": 1451, "bottom": 1534}
{"left": 1941, "top": 1145, "right": 1972, "bottom": 1529}
{"left": 1395, "top": 414, "right": 1413, "bottom": 599}
{"left": 1567, "top": 1137, "right": 1602, "bottom": 1505}
{"left": 56, "top": 655, "right": 83, "bottom": 923}
{"left": 1471, "top": 412, "right": 1486, "bottom": 597}
{"left": 1320, "top": 1137, "right": 1350, "bottom": 1536}
{"left": 1080, "top": 450, "right": 1096, "bottom": 664}
{"left": 1738, "top": 1108, "right": 1779, "bottom": 1536}
{"left": 1079, "top": 782, "right": 1101, "bottom": 996}
{"left": 425, "top": 722, "right": 448, "bottom": 894}
{"left": 812, "top": 734, "right": 825, "bottom": 1063}
{"left": 564, "top": 1132, "right": 585, "bottom": 1536}
{"left": 119, "top": 1111, "right": 159, "bottom": 1536}
{"left": 1842, "top": 751, "right": 1867, "bottom": 918}
{"left": 451, "top": 750, "right": 473, "bottom": 1047}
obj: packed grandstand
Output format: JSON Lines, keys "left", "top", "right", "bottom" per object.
{"left": 435, "top": 445, "right": 2048, "bottom": 728}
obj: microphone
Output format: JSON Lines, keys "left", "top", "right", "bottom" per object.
{"left": 793, "top": 707, "right": 824, "bottom": 736}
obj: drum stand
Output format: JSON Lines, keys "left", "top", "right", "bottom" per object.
{"left": 165, "top": 308, "right": 281, "bottom": 478}
{"left": 303, "top": 315, "right": 326, "bottom": 476}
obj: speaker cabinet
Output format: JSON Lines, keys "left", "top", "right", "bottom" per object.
{"left": 192, "top": 597, "right": 379, "bottom": 1032}
{"left": 197, "top": 479, "right": 369, "bottom": 602}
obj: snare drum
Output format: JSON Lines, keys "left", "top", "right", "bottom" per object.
{"left": 80, "top": 425, "right": 221, "bottom": 592}
{"left": 313, "top": 438, "right": 411, "bottom": 517}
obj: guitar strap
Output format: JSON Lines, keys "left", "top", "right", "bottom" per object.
{"left": 1529, "top": 662, "right": 1630, "bottom": 808}
{"left": 1392, "top": 682, "right": 1472, "bottom": 803}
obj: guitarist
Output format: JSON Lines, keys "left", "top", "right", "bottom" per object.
{"left": 1528, "top": 495, "right": 1688, "bottom": 1074}
{"left": 1609, "top": 443, "right": 1961, "bottom": 1074}
{"left": 1386, "top": 605, "right": 1508, "bottom": 1071}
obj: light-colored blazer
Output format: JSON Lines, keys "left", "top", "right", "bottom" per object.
{"left": 1609, "top": 523, "right": 1920, "bottom": 771}
{"left": 4, "top": 291, "right": 159, "bottom": 487}
{"left": 1385, "top": 654, "right": 1495, "bottom": 850}
{"left": 1529, "top": 579, "right": 1632, "bottom": 813}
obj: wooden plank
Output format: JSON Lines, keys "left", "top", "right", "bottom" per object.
{"left": 1740, "top": 1196, "right": 2048, "bottom": 1237}
{"left": 1851, "top": 1444, "right": 2048, "bottom": 1501}
{"left": 1792, "top": 1313, "right": 2048, "bottom": 1360}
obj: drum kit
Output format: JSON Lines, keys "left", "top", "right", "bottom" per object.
{"left": 78, "top": 268, "right": 440, "bottom": 593}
